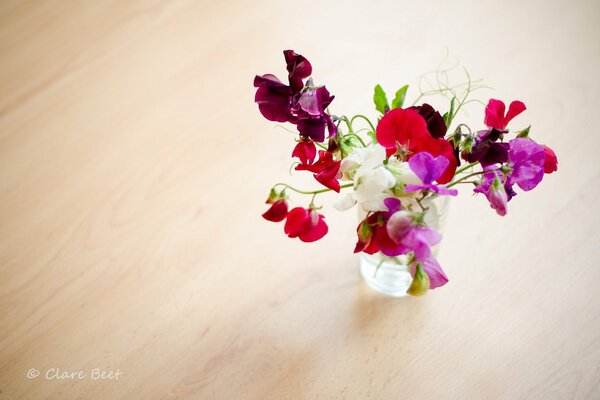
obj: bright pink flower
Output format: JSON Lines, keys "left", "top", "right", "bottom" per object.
{"left": 375, "top": 108, "right": 457, "bottom": 184}
{"left": 292, "top": 140, "right": 317, "bottom": 165}
{"left": 484, "top": 99, "right": 526, "bottom": 130}
{"left": 543, "top": 145, "right": 558, "bottom": 174}
{"left": 284, "top": 207, "right": 328, "bottom": 242}
{"left": 262, "top": 200, "right": 289, "bottom": 222}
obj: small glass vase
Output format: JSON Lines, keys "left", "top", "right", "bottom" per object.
{"left": 359, "top": 196, "right": 450, "bottom": 297}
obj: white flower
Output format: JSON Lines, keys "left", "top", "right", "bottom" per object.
{"left": 334, "top": 145, "right": 396, "bottom": 212}
{"left": 339, "top": 145, "right": 387, "bottom": 180}
{"left": 386, "top": 157, "right": 423, "bottom": 186}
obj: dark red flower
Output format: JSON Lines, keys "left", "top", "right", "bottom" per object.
{"left": 484, "top": 99, "right": 526, "bottom": 130}
{"left": 262, "top": 200, "right": 289, "bottom": 222}
{"left": 292, "top": 140, "right": 317, "bottom": 165}
{"left": 408, "top": 103, "right": 447, "bottom": 139}
{"left": 542, "top": 145, "right": 558, "bottom": 174}
{"left": 295, "top": 150, "right": 341, "bottom": 192}
{"left": 284, "top": 207, "right": 328, "bottom": 242}
{"left": 375, "top": 108, "right": 457, "bottom": 184}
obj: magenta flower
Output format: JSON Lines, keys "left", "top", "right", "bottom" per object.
{"left": 404, "top": 152, "right": 458, "bottom": 196}
{"left": 284, "top": 207, "right": 328, "bottom": 242}
{"left": 484, "top": 99, "right": 526, "bottom": 130}
{"left": 410, "top": 256, "right": 448, "bottom": 289}
{"left": 474, "top": 169, "right": 511, "bottom": 216}
{"left": 543, "top": 145, "right": 558, "bottom": 174}
{"left": 508, "top": 138, "right": 545, "bottom": 191}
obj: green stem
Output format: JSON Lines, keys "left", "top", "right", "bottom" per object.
{"left": 454, "top": 161, "right": 479, "bottom": 175}
{"left": 343, "top": 133, "right": 366, "bottom": 147}
{"left": 446, "top": 171, "right": 486, "bottom": 188}
{"left": 274, "top": 182, "right": 353, "bottom": 195}
{"left": 350, "top": 114, "right": 376, "bottom": 131}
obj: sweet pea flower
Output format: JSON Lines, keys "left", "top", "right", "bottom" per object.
{"left": 462, "top": 128, "right": 510, "bottom": 167}
{"left": 410, "top": 256, "right": 448, "bottom": 290}
{"left": 484, "top": 99, "right": 526, "bottom": 130}
{"left": 334, "top": 146, "right": 396, "bottom": 212}
{"left": 284, "top": 207, "right": 328, "bottom": 242}
{"left": 296, "top": 150, "right": 341, "bottom": 192}
{"left": 474, "top": 169, "right": 511, "bottom": 216}
{"left": 375, "top": 108, "right": 457, "bottom": 183}
{"left": 254, "top": 50, "right": 336, "bottom": 142}
{"left": 262, "top": 199, "right": 289, "bottom": 222}
{"left": 408, "top": 103, "right": 447, "bottom": 139}
{"left": 292, "top": 140, "right": 317, "bottom": 165}
{"left": 543, "top": 145, "right": 558, "bottom": 174}
{"left": 507, "top": 138, "right": 545, "bottom": 191}
{"left": 404, "top": 152, "right": 458, "bottom": 196}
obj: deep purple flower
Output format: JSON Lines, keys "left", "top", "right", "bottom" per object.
{"left": 254, "top": 50, "right": 336, "bottom": 142}
{"left": 404, "top": 152, "right": 458, "bottom": 196}
{"left": 409, "top": 103, "right": 447, "bottom": 139}
{"left": 462, "top": 128, "right": 510, "bottom": 167}
{"left": 292, "top": 86, "right": 336, "bottom": 142}
{"left": 253, "top": 74, "right": 293, "bottom": 123}
{"left": 284, "top": 50, "right": 312, "bottom": 94}
{"left": 507, "top": 138, "right": 545, "bottom": 191}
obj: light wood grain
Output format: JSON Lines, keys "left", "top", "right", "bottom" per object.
{"left": 1, "top": 0, "right": 599, "bottom": 399}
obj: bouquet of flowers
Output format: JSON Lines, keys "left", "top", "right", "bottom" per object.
{"left": 253, "top": 50, "right": 558, "bottom": 296}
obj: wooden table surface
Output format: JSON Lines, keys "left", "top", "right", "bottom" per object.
{"left": 1, "top": 1, "right": 599, "bottom": 399}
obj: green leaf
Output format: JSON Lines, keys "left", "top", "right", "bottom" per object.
{"left": 373, "top": 84, "right": 389, "bottom": 114}
{"left": 444, "top": 98, "right": 456, "bottom": 128}
{"left": 516, "top": 125, "right": 531, "bottom": 139}
{"left": 391, "top": 85, "right": 409, "bottom": 109}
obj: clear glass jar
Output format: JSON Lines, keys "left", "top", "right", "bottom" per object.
{"left": 359, "top": 195, "right": 450, "bottom": 297}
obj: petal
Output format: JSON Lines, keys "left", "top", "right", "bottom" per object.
{"left": 283, "top": 207, "right": 310, "bottom": 238}
{"left": 420, "top": 256, "right": 448, "bottom": 289}
{"left": 333, "top": 194, "right": 356, "bottom": 211}
{"left": 408, "top": 152, "right": 437, "bottom": 183}
{"left": 262, "top": 200, "right": 289, "bottom": 222}
{"left": 297, "top": 118, "right": 326, "bottom": 142}
{"left": 504, "top": 101, "right": 526, "bottom": 127}
{"left": 484, "top": 99, "right": 506, "bottom": 129}
{"left": 409, "top": 103, "right": 447, "bottom": 138}
{"left": 299, "top": 214, "right": 328, "bottom": 242}
{"left": 292, "top": 141, "right": 317, "bottom": 165}
{"left": 375, "top": 108, "right": 430, "bottom": 152}
{"left": 543, "top": 145, "right": 558, "bottom": 174}
{"left": 284, "top": 50, "right": 312, "bottom": 94}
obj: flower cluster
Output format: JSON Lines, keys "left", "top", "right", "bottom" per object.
{"left": 254, "top": 50, "right": 558, "bottom": 296}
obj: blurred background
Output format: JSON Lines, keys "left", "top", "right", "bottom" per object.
{"left": 1, "top": 0, "right": 599, "bottom": 398}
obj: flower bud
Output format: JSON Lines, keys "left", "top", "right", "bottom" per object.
{"left": 262, "top": 199, "right": 289, "bottom": 222}
{"left": 407, "top": 263, "right": 430, "bottom": 296}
